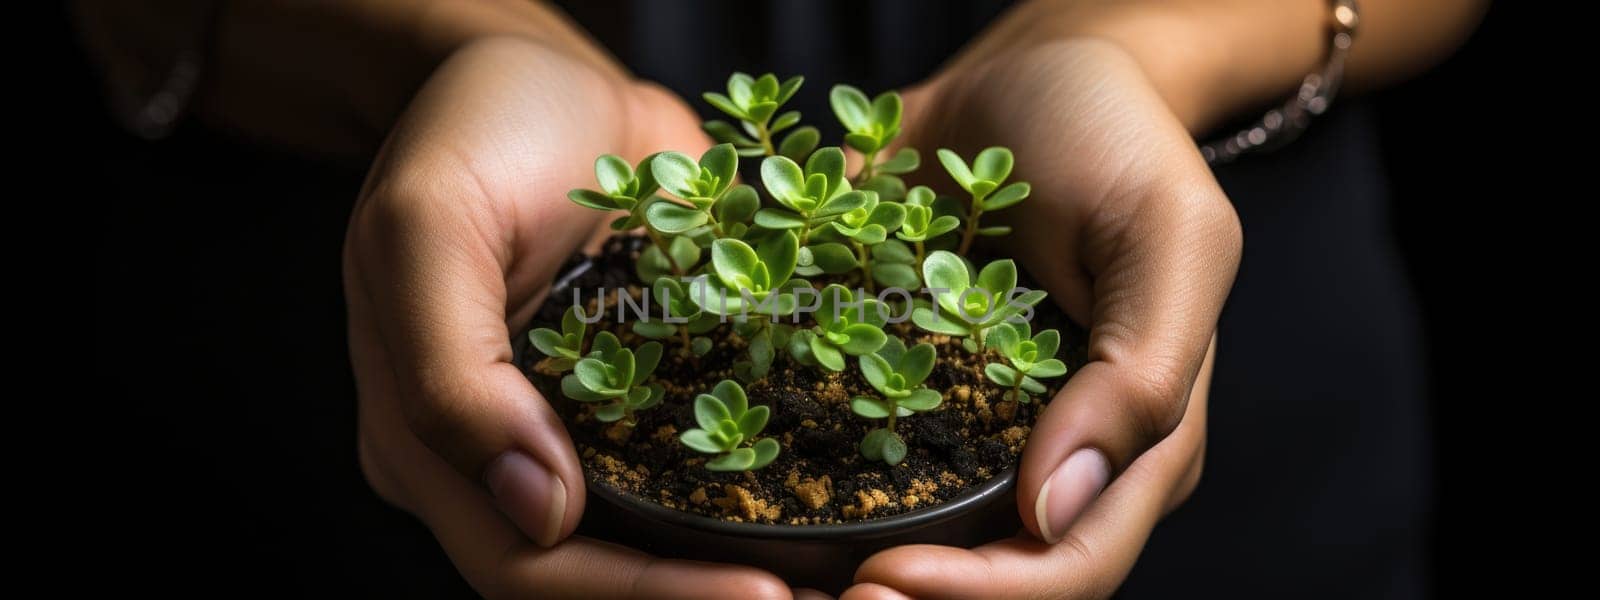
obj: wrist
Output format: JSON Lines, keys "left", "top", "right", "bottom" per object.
{"left": 960, "top": 0, "right": 1329, "bottom": 133}
{"left": 1068, "top": 1, "right": 1328, "bottom": 133}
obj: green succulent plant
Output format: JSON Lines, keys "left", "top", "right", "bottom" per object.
{"left": 560, "top": 332, "right": 665, "bottom": 423}
{"left": 829, "top": 85, "right": 920, "bottom": 184}
{"left": 566, "top": 154, "right": 699, "bottom": 278}
{"left": 645, "top": 144, "right": 742, "bottom": 234}
{"left": 688, "top": 231, "right": 806, "bottom": 318}
{"left": 786, "top": 284, "right": 888, "bottom": 371}
{"left": 687, "top": 231, "right": 809, "bottom": 381}
{"left": 679, "top": 379, "right": 781, "bottom": 471}
{"left": 912, "top": 251, "right": 1046, "bottom": 352}
{"left": 849, "top": 337, "right": 943, "bottom": 465}
{"left": 806, "top": 188, "right": 906, "bottom": 292}
{"left": 984, "top": 321, "right": 1068, "bottom": 403}
{"left": 702, "top": 72, "right": 816, "bottom": 161}
{"left": 566, "top": 153, "right": 659, "bottom": 229}
{"left": 527, "top": 305, "right": 588, "bottom": 373}
{"left": 822, "top": 190, "right": 905, "bottom": 246}
{"left": 895, "top": 186, "right": 962, "bottom": 267}
{"left": 752, "top": 147, "right": 870, "bottom": 245}
{"left": 936, "top": 147, "right": 1032, "bottom": 255}
{"left": 632, "top": 277, "right": 719, "bottom": 357}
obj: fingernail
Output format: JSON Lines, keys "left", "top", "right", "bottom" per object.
{"left": 485, "top": 450, "right": 567, "bottom": 547}
{"left": 1035, "top": 448, "right": 1111, "bottom": 544}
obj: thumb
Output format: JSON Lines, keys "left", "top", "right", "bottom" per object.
{"left": 346, "top": 172, "right": 598, "bottom": 548}
{"left": 1015, "top": 177, "right": 1241, "bottom": 545}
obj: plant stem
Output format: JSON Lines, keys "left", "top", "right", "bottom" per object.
{"left": 886, "top": 400, "right": 898, "bottom": 432}
{"left": 756, "top": 121, "right": 776, "bottom": 156}
{"left": 855, "top": 241, "right": 875, "bottom": 293}
{"left": 645, "top": 228, "right": 684, "bottom": 276}
{"left": 703, "top": 208, "right": 727, "bottom": 238}
{"left": 956, "top": 196, "right": 985, "bottom": 256}
{"left": 913, "top": 240, "right": 925, "bottom": 271}
{"left": 854, "top": 149, "right": 879, "bottom": 186}
{"left": 678, "top": 325, "right": 693, "bottom": 355}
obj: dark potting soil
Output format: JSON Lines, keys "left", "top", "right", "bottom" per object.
{"left": 521, "top": 235, "right": 1086, "bottom": 524}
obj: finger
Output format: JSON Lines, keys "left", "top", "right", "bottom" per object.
{"left": 839, "top": 583, "right": 914, "bottom": 600}
{"left": 853, "top": 359, "right": 1209, "bottom": 599}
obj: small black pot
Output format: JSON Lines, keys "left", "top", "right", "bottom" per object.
{"left": 578, "top": 469, "right": 1020, "bottom": 593}
{"left": 520, "top": 246, "right": 1024, "bottom": 592}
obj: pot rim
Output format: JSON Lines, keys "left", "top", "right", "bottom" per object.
{"left": 586, "top": 465, "right": 1018, "bottom": 541}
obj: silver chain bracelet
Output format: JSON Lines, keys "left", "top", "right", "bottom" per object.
{"left": 1200, "top": 0, "right": 1360, "bottom": 165}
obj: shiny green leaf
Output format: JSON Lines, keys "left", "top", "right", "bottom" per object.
{"left": 753, "top": 208, "right": 807, "bottom": 230}
{"left": 646, "top": 202, "right": 709, "bottom": 234}
{"left": 771, "top": 110, "right": 801, "bottom": 133}
{"left": 567, "top": 188, "right": 620, "bottom": 210}
{"left": 776, "top": 76, "right": 804, "bottom": 105}
{"left": 972, "top": 147, "right": 1014, "bottom": 183}
{"left": 651, "top": 152, "right": 702, "bottom": 200}
{"left": 680, "top": 429, "right": 725, "bottom": 453}
{"left": 1027, "top": 358, "right": 1069, "bottom": 378}
{"left": 810, "top": 334, "right": 846, "bottom": 371}
{"left": 703, "top": 92, "right": 744, "bottom": 119}
{"left": 897, "top": 342, "right": 936, "bottom": 386}
{"left": 983, "top": 182, "right": 1030, "bottom": 211}
{"left": 779, "top": 126, "right": 820, "bottom": 163}
{"left": 761, "top": 155, "right": 807, "bottom": 206}
{"left": 595, "top": 404, "right": 626, "bottom": 422}
{"left": 937, "top": 149, "right": 975, "bottom": 189}
{"left": 976, "top": 259, "right": 1018, "bottom": 296}
{"left": 830, "top": 85, "right": 872, "bottom": 132}
{"left": 737, "top": 405, "right": 770, "bottom": 437}
{"left": 694, "top": 394, "right": 730, "bottom": 431}
{"left": 845, "top": 132, "right": 881, "bottom": 154}
{"left": 985, "top": 362, "right": 1019, "bottom": 387}
{"left": 851, "top": 397, "right": 893, "bottom": 419}
{"left": 707, "top": 447, "right": 756, "bottom": 471}
{"left": 595, "top": 155, "right": 633, "bottom": 196}
{"left": 839, "top": 323, "right": 888, "bottom": 355}
{"left": 878, "top": 148, "right": 920, "bottom": 174}
{"left": 806, "top": 147, "right": 848, "bottom": 197}
{"left": 900, "top": 388, "right": 943, "bottom": 412}
{"left": 749, "top": 438, "right": 780, "bottom": 469}
{"left": 912, "top": 306, "right": 971, "bottom": 336}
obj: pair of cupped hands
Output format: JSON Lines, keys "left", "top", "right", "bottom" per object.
{"left": 345, "top": 34, "right": 1240, "bottom": 599}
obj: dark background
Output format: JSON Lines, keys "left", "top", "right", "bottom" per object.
{"left": 81, "top": 2, "right": 1522, "bottom": 597}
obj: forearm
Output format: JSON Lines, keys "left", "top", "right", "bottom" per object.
{"left": 948, "top": 0, "right": 1488, "bottom": 132}
{"left": 73, "top": 0, "right": 625, "bottom": 158}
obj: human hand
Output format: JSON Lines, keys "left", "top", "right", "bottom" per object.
{"left": 343, "top": 38, "right": 804, "bottom": 599}
{"left": 845, "top": 38, "right": 1241, "bottom": 599}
